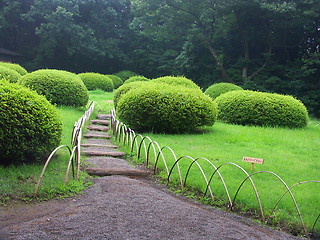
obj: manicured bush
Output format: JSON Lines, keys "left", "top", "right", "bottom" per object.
{"left": 151, "top": 76, "right": 201, "bottom": 91}
{"left": 106, "top": 74, "right": 123, "bottom": 89}
{"left": 0, "top": 62, "right": 28, "bottom": 75}
{"left": 18, "top": 69, "right": 88, "bottom": 107}
{"left": 117, "top": 83, "right": 217, "bottom": 133}
{"left": 124, "top": 75, "right": 149, "bottom": 84}
{"left": 78, "top": 72, "right": 114, "bottom": 92}
{"left": 114, "top": 70, "right": 138, "bottom": 81}
{"left": 204, "top": 82, "right": 243, "bottom": 100}
{"left": 0, "top": 66, "right": 22, "bottom": 83}
{"left": 214, "top": 90, "right": 309, "bottom": 128}
{"left": 113, "top": 81, "right": 148, "bottom": 109}
{"left": 0, "top": 82, "right": 62, "bottom": 165}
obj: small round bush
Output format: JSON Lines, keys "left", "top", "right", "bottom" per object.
{"left": 78, "top": 72, "right": 114, "bottom": 92}
{"left": 205, "top": 82, "right": 243, "bottom": 100}
{"left": 18, "top": 69, "right": 88, "bottom": 107}
{"left": 113, "top": 81, "right": 148, "bottom": 109}
{"left": 0, "top": 82, "right": 62, "bottom": 165}
{"left": 124, "top": 75, "right": 149, "bottom": 84}
{"left": 0, "top": 62, "right": 28, "bottom": 75}
{"left": 106, "top": 74, "right": 123, "bottom": 89}
{"left": 114, "top": 70, "right": 138, "bottom": 81}
{"left": 214, "top": 90, "right": 308, "bottom": 128}
{"left": 117, "top": 84, "right": 217, "bottom": 133}
{"left": 151, "top": 76, "right": 201, "bottom": 91}
{"left": 0, "top": 66, "right": 22, "bottom": 83}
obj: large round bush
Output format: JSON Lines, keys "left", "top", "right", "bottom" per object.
{"left": 18, "top": 69, "right": 88, "bottom": 107}
{"left": 0, "top": 66, "right": 21, "bottom": 83}
{"left": 78, "top": 72, "right": 114, "bottom": 92}
{"left": 205, "top": 82, "right": 243, "bottom": 100}
{"left": 151, "top": 76, "right": 201, "bottom": 91}
{"left": 113, "top": 81, "right": 148, "bottom": 109}
{"left": 214, "top": 90, "right": 308, "bottom": 128}
{"left": 0, "top": 62, "right": 28, "bottom": 75}
{"left": 0, "top": 82, "right": 62, "bottom": 165}
{"left": 106, "top": 74, "right": 123, "bottom": 89}
{"left": 114, "top": 70, "right": 138, "bottom": 81}
{"left": 117, "top": 84, "right": 217, "bottom": 133}
{"left": 124, "top": 75, "right": 149, "bottom": 84}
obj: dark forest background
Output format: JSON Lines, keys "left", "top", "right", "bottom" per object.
{"left": 1, "top": 0, "right": 319, "bottom": 116}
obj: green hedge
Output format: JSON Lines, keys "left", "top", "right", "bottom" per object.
{"left": 18, "top": 69, "right": 88, "bottom": 107}
{"left": 78, "top": 72, "right": 114, "bottom": 92}
{"left": 214, "top": 90, "right": 309, "bottom": 128}
{"left": 113, "top": 81, "right": 148, "bottom": 109}
{"left": 0, "top": 82, "right": 62, "bottom": 165}
{"left": 106, "top": 74, "right": 123, "bottom": 89}
{"left": 151, "top": 76, "right": 201, "bottom": 91}
{"left": 124, "top": 75, "right": 149, "bottom": 84}
{"left": 114, "top": 70, "right": 138, "bottom": 81}
{"left": 204, "top": 82, "right": 243, "bottom": 100}
{"left": 0, "top": 66, "right": 22, "bottom": 83}
{"left": 117, "top": 83, "right": 217, "bottom": 133}
{"left": 0, "top": 62, "right": 28, "bottom": 75}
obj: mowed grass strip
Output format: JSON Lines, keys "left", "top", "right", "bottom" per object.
{"left": 144, "top": 121, "right": 320, "bottom": 231}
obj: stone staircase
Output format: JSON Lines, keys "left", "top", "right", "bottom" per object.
{"left": 81, "top": 114, "right": 150, "bottom": 178}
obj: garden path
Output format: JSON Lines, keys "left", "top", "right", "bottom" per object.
{"left": 0, "top": 114, "right": 303, "bottom": 240}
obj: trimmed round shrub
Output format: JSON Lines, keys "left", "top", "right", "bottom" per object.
{"left": 113, "top": 81, "right": 148, "bottom": 109}
{"left": 124, "top": 75, "right": 149, "bottom": 84}
{"left": 0, "top": 82, "right": 62, "bottom": 165}
{"left": 0, "top": 65, "right": 22, "bottom": 83}
{"left": 117, "top": 83, "right": 217, "bottom": 133}
{"left": 0, "top": 62, "right": 28, "bottom": 75}
{"left": 18, "top": 69, "right": 89, "bottom": 107}
{"left": 106, "top": 74, "right": 123, "bottom": 89}
{"left": 151, "top": 76, "right": 201, "bottom": 91}
{"left": 214, "top": 90, "right": 309, "bottom": 128}
{"left": 78, "top": 72, "right": 114, "bottom": 92}
{"left": 204, "top": 82, "right": 243, "bottom": 100}
{"left": 114, "top": 70, "right": 138, "bottom": 81}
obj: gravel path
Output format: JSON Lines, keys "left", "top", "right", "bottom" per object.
{"left": 0, "top": 176, "right": 302, "bottom": 240}
{"left": 0, "top": 114, "right": 304, "bottom": 240}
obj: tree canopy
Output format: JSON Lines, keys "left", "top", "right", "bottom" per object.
{"left": 0, "top": 0, "right": 319, "bottom": 116}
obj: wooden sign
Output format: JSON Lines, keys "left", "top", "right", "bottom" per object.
{"left": 242, "top": 157, "right": 264, "bottom": 170}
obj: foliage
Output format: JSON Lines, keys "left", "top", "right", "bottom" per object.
{"left": 124, "top": 75, "right": 149, "bottom": 84}
{"left": 106, "top": 74, "right": 123, "bottom": 89}
{"left": 214, "top": 90, "right": 309, "bottom": 128}
{"left": 113, "top": 81, "right": 148, "bottom": 109}
{"left": 0, "top": 62, "right": 28, "bottom": 75}
{"left": 78, "top": 72, "right": 114, "bottom": 92}
{"left": 151, "top": 76, "right": 202, "bottom": 91}
{"left": 117, "top": 83, "right": 217, "bottom": 133}
{"left": 0, "top": 66, "right": 21, "bottom": 83}
{"left": 114, "top": 70, "right": 138, "bottom": 81}
{"left": 204, "top": 82, "right": 243, "bottom": 100}
{"left": 0, "top": 82, "right": 62, "bottom": 165}
{"left": 18, "top": 69, "right": 89, "bottom": 107}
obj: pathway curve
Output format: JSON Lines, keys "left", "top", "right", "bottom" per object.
{"left": 0, "top": 114, "right": 303, "bottom": 240}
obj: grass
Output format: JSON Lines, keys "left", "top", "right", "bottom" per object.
{"left": 141, "top": 121, "right": 320, "bottom": 234}
{"left": 0, "top": 90, "right": 113, "bottom": 205}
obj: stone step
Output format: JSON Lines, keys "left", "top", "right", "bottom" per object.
{"left": 84, "top": 167, "right": 150, "bottom": 178}
{"left": 90, "top": 120, "right": 111, "bottom": 126}
{"left": 82, "top": 151, "right": 125, "bottom": 158}
{"left": 96, "top": 114, "right": 112, "bottom": 120}
{"left": 83, "top": 131, "right": 111, "bottom": 139}
{"left": 87, "top": 125, "right": 110, "bottom": 132}
{"left": 81, "top": 143, "right": 118, "bottom": 148}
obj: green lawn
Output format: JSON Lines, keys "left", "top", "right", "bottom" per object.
{"left": 0, "top": 90, "right": 112, "bottom": 204}
{"left": 136, "top": 120, "right": 320, "bottom": 234}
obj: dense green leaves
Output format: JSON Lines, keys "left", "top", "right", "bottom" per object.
{"left": 0, "top": 82, "right": 62, "bottom": 165}
{"left": 214, "top": 90, "right": 309, "bottom": 128}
